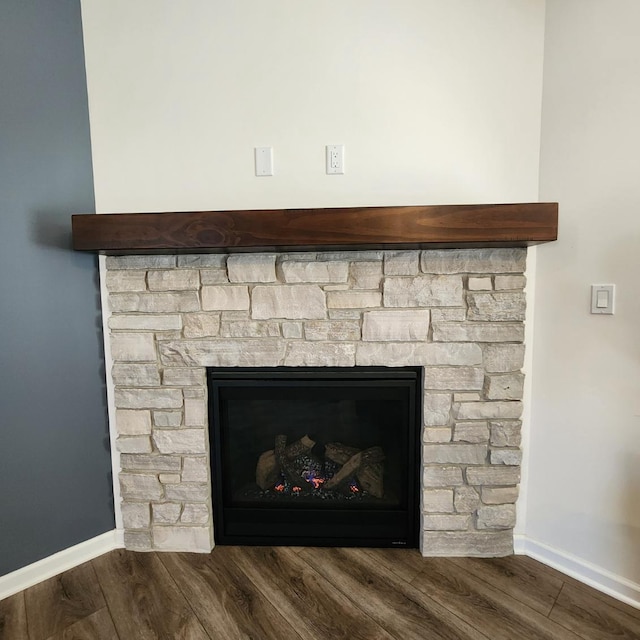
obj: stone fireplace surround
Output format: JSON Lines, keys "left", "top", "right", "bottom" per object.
{"left": 107, "top": 247, "right": 526, "bottom": 557}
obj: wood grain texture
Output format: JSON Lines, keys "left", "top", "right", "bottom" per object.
{"left": 158, "top": 551, "right": 302, "bottom": 640}
{"left": 71, "top": 203, "right": 558, "bottom": 254}
{"left": 411, "top": 558, "right": 584, "bottom": 640}
{"left": 24, "top": 562, "right": 105, "bottom": 640}
{"left": 549, "top": 582, "right": 640, "bottom": 640}
{"left": 92, "top": 549, "right": 208, "bottom": 640}
{"left": 0, "top": 593, "right": 28, "bottom": 640}
{"left": 44, "top": 608, "right": 118, "bottom": 640}
{"left": 222, "top": 546, "right": 394, "bottom": 640}
{"left": 300, "top": 547, "right": 486, "bottom": 640}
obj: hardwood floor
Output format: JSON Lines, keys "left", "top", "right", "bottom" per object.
{"left": 1, "top": 547, "right": 639, "bottom": 640}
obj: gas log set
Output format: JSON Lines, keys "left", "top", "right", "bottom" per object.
{"left": 253, "top": 434, "right": 386, "bottom": 501}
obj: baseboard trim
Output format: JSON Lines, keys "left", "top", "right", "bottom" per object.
{"left": 514, "top": 534, "right": 640, "bottom": 609}
{"left": 0, "top": 530, "right": 123, "bottom": 601}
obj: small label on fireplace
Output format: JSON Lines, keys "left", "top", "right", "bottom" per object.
{"left": 392, "top": 540, "right": 407, "bottom": 546}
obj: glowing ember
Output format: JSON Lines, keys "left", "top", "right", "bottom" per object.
{"left": 310, "top": 477, "right": 325, "bottom": 489}
{"left": 302, "top": 470, "right": 326, "bottom": 490}
{"left": 349, "top": 480, "right": 360, "bottom": 493}
{"left": 292, "top": 486, "right": 302, "bottom": 493}
{"left": 274, "top": 483, "right": 285, "bottom": 492}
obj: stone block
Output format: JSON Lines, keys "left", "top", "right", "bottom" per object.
{"left": 485, "top": 373, "right": 525, "bottom": 400}
{"left": 109, "top": 314, "right": 182, "bottom": 331}
{"left": 483, "top": 344, "right": 525, "bottom": 373}
{"left": 423, "top": 515, "right": 471, "bottom": 531}
{"left": 362, "top": 310, "right": 429, "bottom": 342}
{"left": 466, "top": 467, "right": 521, "bottom": 486}
{"left": 477, "top": 504, "right": 517, "bottom": 530}
{"left": 112, "top": 363, "right": 160, "bottom": 387}
{"left": 423, "top": 367, "right": 484, "bottom": 391}
{"left": 121, "top": 502, "right": 150, "bottom": 529}
{"left": 420, "top": 248, "right": 526, "bottom": 274}
{"left": 278, "top": 260, "right": 349, "bottom": 283}
{"left": 147, "top": 270, "right": 199, "bottom": 291}
{"left": 183, "top": 386, "right": 205, "bottom": 399}
{"left": 153, "top": 411, "right": 182, "bottom": 428}
{"left": 304, "top": 321, "right": 360, "bottom": 341}
{"left": 326, "top": 290, "right": 382, "bottom": 309}
{"left": 252, "top": 285, "right": 326, "bottom": 319}
{"left": 199, "top": 269, "right": 229, "bottom": 285}
{"left": 282, "top": 322, "right": 303, "bottom": 339}
{"left": 453, "top": 422, "right": 490, "bottom": 443}
{"left": 184, "top": 398, "right": 206, "bottom": 426}
{"left": 116, "top": 436, "right": 152, "bottom": 454}
{"left": 153, "top": 429, "right": 206, "bottom": 455}
{"left": 120, "top": 473, "right": 163, "bottom": 500}
{"left": 384, "top": 251, "right": 420, "bottom": 276}
{"left": 468, "top": 277, "right": 492, "bottom": 291}
{"left": 177, "top": 254, "right": 227, "bottom": 268}
{"left": 423, "top": 427, "right": 452, "bottom": 443}
{"left": 182, "top": 313, "right": 220, "bottom": 338}
{"left": 356, "top": 343, "right": 481, "bottom": 367}
{"left": 159, "top": 474, "right": 181, "bottom": 484}
{"left": 124, "top": 531, "right": 152, "bottom": 551}
{"left": 489, "top": 421, "right": 522, "bottom": 447}
{"left": 432, "top": 322, "right": 524, "bottom": 343}
{"left": 423, "top": 444, "right": 487, "bottom": 465}
{"left": 423, "top": 393, "right": 452, "bottom": 427}
{"left": 284, "top": 343, "right": 356, "bottom": 367}
{"left": 383, "top": 275, "right": 463, "bottom": 308}
{"left": 481, "top": 486, "right": 519, "bottom": 505}
{"left": 159, "top": 339, "right": 286, "bottom": 367}
{"left": 422, "top": 489, "right": 454, "bottom": 513}
{"left": 328, "top": 309, "right": 362, "bottom": 320}
{"left": 182, "top": 457, "right": 208, "bottom": 482}
{"left": 152, "top": 525, "right": 212, "bottom": 552}
{"left": 350, "top": 261, "right": 383, "bottom": 289}
{"left": 220, "top": 321, "right": 280, "bottom": 338}
{"left": 452, "top": 401, "right": 523, "bottom": 421}
{"left": 453, "top": 393, "right": 481, "bottom": 402}
{"left": 162, "top": 368, "right": 204, "bottom": 386}
{"left": 107, "top": 255, "right": 176, "bottom": 270}
{"left": 421, "top": 530, "right": 513, "bottom": 557}
{"left": 115, "top": 388, "right": 183, "bottom": 410}
{"left": 467, "top": 292, "right": 526, "bottom": 322}
{"left": 228, "top": 254, "right": 277, "bottom": 283}
{"left": 494, "top": 275, "right": 526, "bottom": 290}
{"left": 430, "top": 308, "right": 467, "bottom": 322}
{"left": 164, "top": 483, "right": 209, "bottom": 501}
{"left": 111, "top": 333, "right": 156, "bottom": 362}
{"left": 105, "top": 270, "right": 147, "bottom": 292}
{"left": 454, "top": 486, "right": 480, "bottom": 512}
{"left": 120, "top": 454, "right": 181, "bottom": 472}
{"left": 109, "top": 292, "right": 200, "bottom": 313}
{"left": 152, "top": 503, "right": 182, "bottom": 524}
{"left": 201, "top": 285, "right": 250, "bottom": 311}
{"left": 490, "top": 449, "right": 523, "bottom": 466}
{"left": 117, "top": 410, "right": 152, "bottom": 435}
{"left": 319, "top": 251, "right": 383, "bottom": 262}
{"left": 181, "top": 503, "right": 210, "bottom": 524}
{"left": 422, "top": 466, "right": 464, "bottom": 487}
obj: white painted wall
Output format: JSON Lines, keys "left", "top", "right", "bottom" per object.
{"left": 80, "top": 0, "right": 545, "bottom": 212}
{"left": 527, "top": 0, "right": 640, "bottom": 602}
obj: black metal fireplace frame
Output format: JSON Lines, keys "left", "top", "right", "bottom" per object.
{"left": 207, "top": 366, "right": 422, "bottom": 548}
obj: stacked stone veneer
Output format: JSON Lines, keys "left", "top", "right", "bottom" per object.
{"left": 106, "top": 248, "right": 527, "bottom": 556}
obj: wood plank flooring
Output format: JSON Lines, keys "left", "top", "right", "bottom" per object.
{"left": 1, "top": 547, "right": 639, "bottom": 640}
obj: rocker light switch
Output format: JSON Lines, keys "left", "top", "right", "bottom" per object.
{"left": 591, "top": 285, "right": 615, "bottom": 314}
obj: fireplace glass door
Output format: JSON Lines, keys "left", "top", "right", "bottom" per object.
{"left": 208, "top": 366, "right": 421, "bottom": 547}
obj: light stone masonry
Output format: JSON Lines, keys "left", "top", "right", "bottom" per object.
{"left": 106, "top": 247, "right": 526, "bottom": 556}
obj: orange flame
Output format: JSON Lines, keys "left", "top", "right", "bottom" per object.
{"left": 274, "top": 484, "right": 285, "bottom": 492}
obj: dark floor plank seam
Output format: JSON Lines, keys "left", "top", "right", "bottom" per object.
{"left": 90, "top": 556, "right": 122, "bottom": 640}
{"left": 155, "top": 553, "right": 216, "bottom": 640}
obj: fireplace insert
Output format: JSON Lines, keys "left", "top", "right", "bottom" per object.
{"left": 207, "top": 366, "right": 421, "bottom": 547}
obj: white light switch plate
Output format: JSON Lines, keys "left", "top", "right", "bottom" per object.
{"left": 255, "top": 147, "right": 273, "bottom": 176}
{"left": 591, "top": 284, "right": 615, "bottom": 314}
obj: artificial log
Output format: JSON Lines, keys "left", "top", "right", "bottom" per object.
{"left": 357, "top": 462, "right": 384, "bottom": 498}
{"left": 325, "top": 443, "right": 385, "bottom": 497}
{"left": 255, "top": 434, "right": 316, "bottom": 490}
{"left": 274, "top": 435, "right": 312, "bottom": 493}
{"left": 325, "top": 443, "right": 359, "bottom": 465}
{"left": 324, "top": 446, "right": 385, "bottom": 490}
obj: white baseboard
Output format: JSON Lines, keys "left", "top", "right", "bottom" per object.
{"left": 0, "top": 529, "right": 123, "bottom": 601}
{"left": 514, "top": 534, "right": 640, "bottom": 609}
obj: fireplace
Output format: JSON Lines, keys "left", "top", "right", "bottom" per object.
{"left": 208, "top": 366, "right": 421, "bottom": 547}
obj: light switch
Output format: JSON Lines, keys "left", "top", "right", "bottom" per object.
{"left": 255, "top": 147, "right": 274, "bottom": 176}
{"left": 591, "top": 285, "right": 615, "bottom": 314}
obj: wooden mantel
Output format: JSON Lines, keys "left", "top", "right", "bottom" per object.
{"left": 72, "top": 203, "right": 558, "bottom": 255}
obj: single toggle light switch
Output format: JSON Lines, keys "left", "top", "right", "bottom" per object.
{"left": 591, "top": 285, "right": 615, "bottom": 314}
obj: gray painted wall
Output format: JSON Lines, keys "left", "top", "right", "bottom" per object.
{"left": 0, "top": 0, "right": 114, "bottom": 575}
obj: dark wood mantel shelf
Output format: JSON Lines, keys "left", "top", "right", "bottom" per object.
{"left": 72, "top": 203, "right": 558, "bottom": 255}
